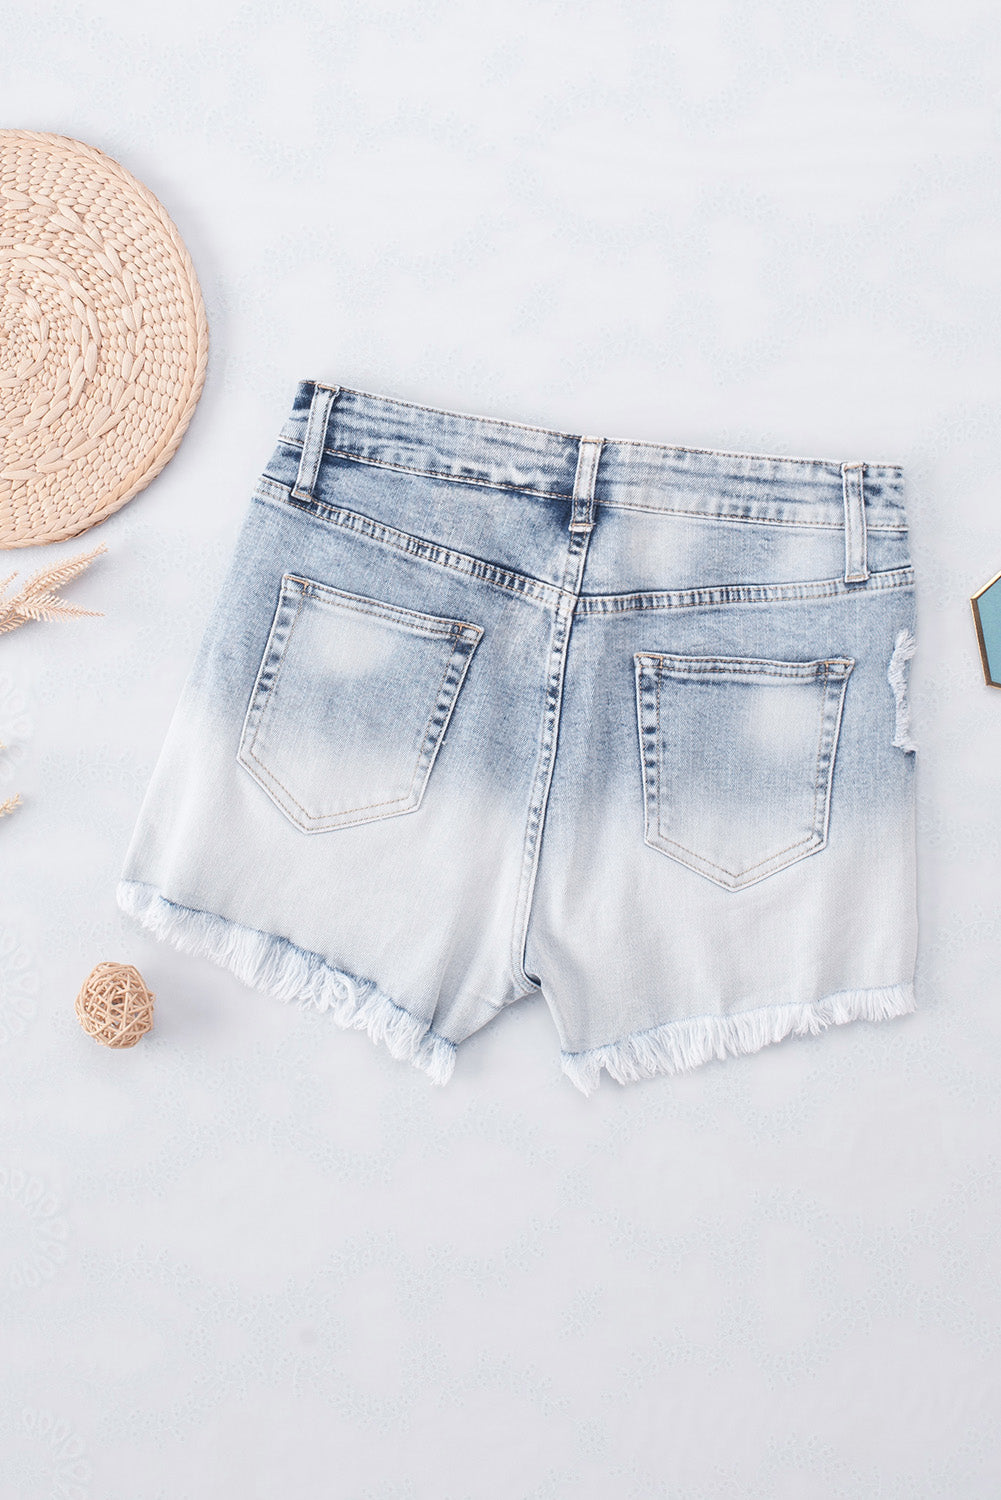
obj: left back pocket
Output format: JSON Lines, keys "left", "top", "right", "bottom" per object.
{"left": 238, "top": 574, "right": 484, "bottom": 833}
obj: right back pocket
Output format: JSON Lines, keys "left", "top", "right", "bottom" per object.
{"left": 634, "top": 651, "right": 855, "bottom": 889}
{"left": 238, "top": 574, "right": 483, "bottom": 833}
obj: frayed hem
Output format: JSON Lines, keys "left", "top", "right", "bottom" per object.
{"left": 560, "top": 982, "right": 916, "bottom": 1095}
{"left": 115, "top": 880, "right": 457, "bottom": 1085}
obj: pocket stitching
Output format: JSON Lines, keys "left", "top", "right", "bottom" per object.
{"left": 288, "top": 573, "right": 483, "bottom": 642}
{"left": 245, "top": 619, "right": 469, "bottom": 821}
{"left": 639, "top": 652, "right": 854, "bottom": 680}
{"left": 240, "top": 580, "right": 306, "bottom": 790}
{"left": 648, "top": 662, "right": 825, "bottom": 880}
{"left": 638, "top": 654, "right": 854, "bottom": 888}
{"left": 240, "top": 642, "right": 477, "bottom": 828}
{"left": 237, "top": 576, "right": 483, "bottom": 831}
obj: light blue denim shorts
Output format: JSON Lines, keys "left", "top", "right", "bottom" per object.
{"left": 118, "top": 379, "right": 918, "bottom": 1094}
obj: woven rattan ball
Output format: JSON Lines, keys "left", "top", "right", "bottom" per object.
{"left": 75, "top": 961, "right": 154, "bottom": 1048}
{"left": 0, "top": 130, "right": 208, "bottom": 548}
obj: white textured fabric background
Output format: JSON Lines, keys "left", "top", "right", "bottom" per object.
{"left": 1, "top": 3, "right": 998, "bottom": 1496}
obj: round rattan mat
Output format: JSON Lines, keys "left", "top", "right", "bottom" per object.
{"left": 0, "top": 130, "right": 208, "bottom": 548}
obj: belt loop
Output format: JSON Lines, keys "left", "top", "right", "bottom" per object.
{"left": 569, "top": 436, "right": 603, "bottom": 532}
{"left": 292, "top": 383, "right": 338, "bottom": 501}
{"left": 841, "top": 460, "right": 869, "bottom": 583}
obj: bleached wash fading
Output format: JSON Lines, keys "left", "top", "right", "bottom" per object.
{"left": 117, "top": 379, "right": 918, "bottom": 1093}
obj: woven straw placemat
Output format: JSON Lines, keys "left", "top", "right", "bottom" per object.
{"left": 0, "top": 130, "right": 208, "bottom": 548}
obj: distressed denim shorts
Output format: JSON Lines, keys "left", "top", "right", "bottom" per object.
{"left": 117, "top": 378, "right": 918, "bottom": 1094}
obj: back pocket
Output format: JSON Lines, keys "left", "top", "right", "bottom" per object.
{"left": 238, "top": 574, "right": 483, "bottom": 833}
{"left": 634, "top": 652, "right": 855, "bottom": 890}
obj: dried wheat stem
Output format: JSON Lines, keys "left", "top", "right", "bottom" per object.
{"left": 0, "top": 542, "right": 106, "bottom": 635}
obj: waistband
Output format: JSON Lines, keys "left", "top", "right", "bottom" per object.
{"left": 278, "top": 379, "right": 909, "bottom": 531}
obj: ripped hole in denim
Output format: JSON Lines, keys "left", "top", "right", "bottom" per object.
{"left": 888, "top": 628, "right": 917, "bottom": 753}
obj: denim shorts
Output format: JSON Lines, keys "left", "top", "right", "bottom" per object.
{"left": 117, "top": 378, "right": 918, "bottom": 1094}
